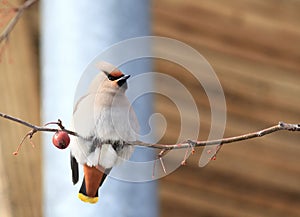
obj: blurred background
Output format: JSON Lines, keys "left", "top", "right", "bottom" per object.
{"left": 0, "top": 0, "right": 299, "bottom": 217}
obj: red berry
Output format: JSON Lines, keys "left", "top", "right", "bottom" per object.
{"left": 52, "top": 131, "right": 70, "bottom": 149}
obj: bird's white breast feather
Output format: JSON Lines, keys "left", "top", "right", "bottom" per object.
{"left": 70, "top": 79, "right": 139, "bottom": 168}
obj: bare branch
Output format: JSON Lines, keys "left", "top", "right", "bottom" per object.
{"left": 0, "top": 0, "right": 37, "bottom": 43}
{"left": 128, "top": 122, "right": 300, "bottom": 150}
{"left": 0, "top": 112, "right": 78, "bottom": 136}
{"left": 0, "top": 112, "right": 299, "bottom": 155}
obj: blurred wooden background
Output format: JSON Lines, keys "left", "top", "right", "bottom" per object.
{"left": 0, "top": 0, "right": 299, "bottom": 217}
{"left": 0, "top": 1, "right": 40, "bottom": 217}
{"left": 153, "top": 0, "right": 300, "bottom": 217}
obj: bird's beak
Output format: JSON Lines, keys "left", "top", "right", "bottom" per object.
{"left": 117, "top": 74, "right": 130, "bottom": 87}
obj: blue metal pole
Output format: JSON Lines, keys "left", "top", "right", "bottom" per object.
{"left": 41, "top": 0, "right": 157, "bottom": 216}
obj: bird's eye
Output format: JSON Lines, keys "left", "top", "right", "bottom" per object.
{"left": 107, "top": 74, "right": 124, "bottom": 81}
{"left": 107, "top": 74, "right": 117, "bottom": 81}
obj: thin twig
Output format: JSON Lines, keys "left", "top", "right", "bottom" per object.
{"left": 12, "top": 129, "right": 36, "bottom": 155}
{"left": 159, "top": 157, "right": 167, "bottom": 174}
{"left": 0, "top": 0, "right": 37, "bottom": 43}
{"left": 181, "top": 143, "right": 196, "bottom": 165}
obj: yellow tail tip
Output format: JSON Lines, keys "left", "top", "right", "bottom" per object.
{"left": 78, "top": 193, "right": 99, "bottom": 204}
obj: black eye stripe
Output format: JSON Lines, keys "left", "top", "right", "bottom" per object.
{"left": 107, "top": 74, "right": 124, "bottom": 81}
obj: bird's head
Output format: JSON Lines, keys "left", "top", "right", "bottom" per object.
{"left": 103, "top": 69, "right": 130, "bottom": 90}
{"left": 96, "top": 62, "right": 130, "bottom": 92}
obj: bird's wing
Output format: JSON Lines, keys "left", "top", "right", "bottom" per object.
{"left": 70, "top": 153, "right": 79, "bottom": 185}
{"left": 130, "top": 105, "right": 140, "bottom": 135}
{"left": 72, "top": 73, "right": 106, "bottom": 138}
{"left": 72, "top": 93, "right": 97, "bottom": 138}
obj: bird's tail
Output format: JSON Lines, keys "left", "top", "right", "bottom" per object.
{"left": 78, "top": 164, "right": 111, "bottom": 204}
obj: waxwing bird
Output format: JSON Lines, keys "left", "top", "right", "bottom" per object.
{"left": 70, "top": 62, "right": 139, "bottom": 203}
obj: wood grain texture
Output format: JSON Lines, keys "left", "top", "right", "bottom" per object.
{"left": 153, "top": 0, "right": 300, "bottom": 216}
{"left": 0, "top": 141, "right": 13, "bottom": 217}
{"left": 0, "top": 1, "right": 41, "bottom": 216}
